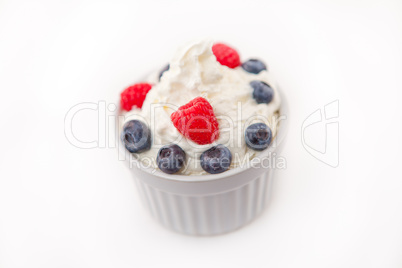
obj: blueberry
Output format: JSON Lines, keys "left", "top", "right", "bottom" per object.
{"left": 241, "top": 59, "right": 267, "bottom": 74}
{"left": 245, "top": 123, "right": 272, "bottom": 151}
{"left": 158, "top": 64, "right": 169, "bottom": 81}
{"left": 157, "top": 144, "right": 186, "bottom": 174}
{"left": 121, "top": 120, "right": 151, "bottom": 153}
{"left": 250, "top": 80, "right": 274, "bottom": 104}
{"left": 200, "top": 144, "right": 232, "bottom": 174}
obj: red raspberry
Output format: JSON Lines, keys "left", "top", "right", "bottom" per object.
{"left": 212, "top": 43, "right": 241, "bottom": 68}
{"left": 120, "top": 83, "right": 152, "bottom": 111}
{"left": 171, "top": 97, "right": 220, "bottom": 145}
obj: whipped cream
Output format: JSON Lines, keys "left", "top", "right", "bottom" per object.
{"left": 122, "top": 40, "right": 281, "bottom": 175}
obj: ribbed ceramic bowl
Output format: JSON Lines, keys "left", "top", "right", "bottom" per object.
{"left": 117, "top": 89, "right": 289, "bottom": 236}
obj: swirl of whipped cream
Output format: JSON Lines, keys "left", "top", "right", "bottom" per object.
{"left": 123, "top": 39, "right": 281, "bottom": 175}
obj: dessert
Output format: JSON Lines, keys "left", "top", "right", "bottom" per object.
{"left": 119, "top": 39, "right": 281, "bottom": 175}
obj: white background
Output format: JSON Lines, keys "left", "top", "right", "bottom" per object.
{"left": 1, "top": 0, "right": 402, "bottom": 267}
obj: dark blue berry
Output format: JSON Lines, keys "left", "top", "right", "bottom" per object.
{"left": 241, "top": 59, "right": 267, "bottom": 74}
{"left": 157, "top": 144, "right": 186, "bottom": 174}
{"left": 121, "top": 120, "right": 151, "bottom": 153}
{"left": 245, "top": 123, "right": 272, "bottom": 151}
{"left": 158, "top": 64, "right": 169, "bottom": 81}
{"left": 200, "top": 144, "right": 232, "bottom": 174}
{"left": 250, "top": 80, "right": 274, "bottom": 104}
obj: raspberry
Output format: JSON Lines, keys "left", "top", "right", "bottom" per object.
{"left": 212, "top": 43, "right": 241, "bottom": 68}
{"left": 120, "top": 83, "right": 152, "bottom": 111}
{"left": 171, "top": 97, "right": 220, "bottom": 145}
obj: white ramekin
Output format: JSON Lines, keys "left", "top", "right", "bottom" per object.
{"left": 118, "top": 91, "right": 288, "bottom": 236}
